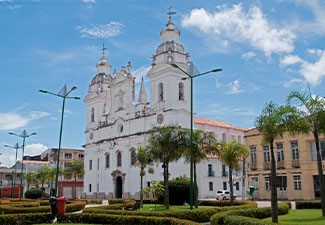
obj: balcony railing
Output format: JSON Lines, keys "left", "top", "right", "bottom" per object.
{"left": 208, "top": 170, "right": 215, "bottom": 177}
{"left": 250, "top": 162, "right": 257, "bottom": 171}
{"left": 263, "top": 162, "right": 271, "bottom": 170}
{"left": 222, "top": 171, "right": 228, "bottom": 177}
{"left": 277, "top": 161, "right": 285, "bottom": 169}
{"left": 292, "top": 160, "right": 300, "bottom": 168}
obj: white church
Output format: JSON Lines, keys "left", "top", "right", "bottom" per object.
{"left": 83, "top": 17, "right": 246, "bottom": 200}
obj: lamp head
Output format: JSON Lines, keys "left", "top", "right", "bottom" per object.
{"left": 74, "top": 97, "right": 81, "bottom": 100}
{"left": 171, "top": 63, "right": 178, "bottom": 68}
{"left": 71, "top": 86, "right": 78, "bottom": 91}
{"left": 39, "top": 89, "right": 48, "bottom": 93}
{"left": 30, "top": 132, "right": 37, "bottom": 136}
{"left": 211, "top": 69, "right": 222, "bottom": 73}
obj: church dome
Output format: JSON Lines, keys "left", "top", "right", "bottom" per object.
{"left": 91, "top": 73, "right": 112, "bottom": 86}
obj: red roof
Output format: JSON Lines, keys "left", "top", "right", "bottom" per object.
{"left": 194, "top": 117, "right": 247, "bottom": 132}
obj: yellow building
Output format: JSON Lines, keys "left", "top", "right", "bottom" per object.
{"left": 245, "top": 128, "right": 325, "bottom": 200}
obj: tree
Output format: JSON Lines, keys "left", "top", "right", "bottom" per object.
{"left": 218, "top": 141, "right": 248, "bottom": 205}
{"left": 37, "top": 166, "right": 51, "bottom": 189}
{"left": 287, "top": 90, "right": 325, "bottom": 216}
{"left": 26, "top": 172, "right": 39, "bottom": 190}
{"left": 183, "top": 129, "right": 217, "bottom": 208}
{"left": 143, "top": 180, "right": 164, "bottom": 210}
{"left": 146, "top": 125, "right": 187, "bottom": 209}
{"left": 65, "top": 160, "right": 84, "bottom": 199}
{"left": 255, "top": 101, "right": 308, "bottom": 223}
{"left": 136, "top": 145, "right": 153, "bottom": 207}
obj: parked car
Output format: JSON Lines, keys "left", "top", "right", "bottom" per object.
{"left": 215, "top": 190, "right": 237, "bottom": 200}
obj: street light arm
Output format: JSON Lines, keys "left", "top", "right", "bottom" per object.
{"left": 171, "top": 63, "right": 191, "bottom": 78}
{"left": 39, "top": 89, "right": 63, "bottom": 98}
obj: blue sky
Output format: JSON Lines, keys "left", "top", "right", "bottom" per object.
{"left": 1, "top": 0, "right": 325, "bottom": 167}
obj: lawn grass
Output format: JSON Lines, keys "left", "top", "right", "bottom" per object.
{"left": 262, "top": 209, "right": 325, "bottom": 225}
{"left": 140, "top": 203, "right": 213, "bottom": 211}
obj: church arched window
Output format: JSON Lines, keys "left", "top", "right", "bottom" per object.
{"left": 158, "top": 82, "right": 164, "bottom": 101}
{"left": 179, "top": 82, "right": 184, "bottom": 101}
{"left": 105, "top": 153, "right": 110, "bottom": 168}
{"left": 117, "top": 151, "right": 122, "bottom": 167}
{"left": 130, "top": 148, "right": 137, "bottom": 166}
{"left": 91, "top": 107, "right": 95, "bottom": 122}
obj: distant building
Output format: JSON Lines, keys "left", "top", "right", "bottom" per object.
{"left": 245, "top": 128, "right": 325, "bottom": 200}
{"left": 84, "top": 16, "right": 246, "bottom": 200}
{"left": 41, "top": 148, "right": 84, "bottom": 198}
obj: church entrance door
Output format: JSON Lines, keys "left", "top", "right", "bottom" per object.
{"left": 116, "top": 176, "right": 123, "bottom": 198}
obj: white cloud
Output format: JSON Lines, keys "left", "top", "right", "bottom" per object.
{"left": 81, "top": 0, "right": 96, "bottom": 3}
{"left": 226, "top": 79, "right": 244, "bottom": 95}
{"left": 24, "top": 143, "right": 48, "bottom": 156}
{"left": 283, "top": 78, "right": 305, "bottom": 88}
{"left": 241, "top": 51, "right": 257, "bottom": 60}
{"left": 182, "top": 4, "right": 295, "bottom": 56}
{"left": 281, "top": 50, "right": 325, "bottom": 85}
{"left": 76, "top": 22, "right": 124, "bottom": 39}
{"left": 0, "top": 111, "right": 49, "bottom": 131}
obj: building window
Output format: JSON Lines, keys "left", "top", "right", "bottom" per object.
{"left": 105, "top": 154, "right": 110, "bottom": 168}
{"left": 222, "top": 133, "right": 227, "bottom": 143}
{"left": 89, "top": 184, "right": 92, "bottom": 192}
{"left": 158, "top": 82, "right": 164, "bottom": 101}
{"left": 130, "top": 148, "right": 137, "bottom": 166}
{"left": 265, "top": 176, "right": 270, "bottom": 191}
{"left": 77, "top": 174, "right": 83, "bottom": 180}
{"left": 64, "top": 162, "right": 72, "bottom": 168}
{"left": 209, "top": 182, "right": 213, "bottom": 191}
{"left": 235, "top": 182, "right": 240, "bottom": 191}
{"left": 78, "top": 154, "right": 84, "bottom": 160}
{"left": 263, "top": 145, "right": 270, "bottom": 162}
{"left": 64, "top": 153, "right": 72, "bottom": 159}
{"left": 178, "top": 82, "right": 184, "bottom": 100}
{"left": 117, "top": 152, "right": 122, "bottom": 167}
{"left": 97, "top": 183, "right": 99, "bottom": 192}
{"left": 97, "top": 158, "right": 100, "bottom": 170}
{"left": 310, "top": 141, "right": 325, "bottom": 160}
{"left": 250, "top": 145, "right": 257, "bottom": 163}
{"left": 291, "top": 140, "right": 299, "bottom": 160}
{"left": 293, "top": 175, "right": 302, "bottom": 190}
{"left": 91, "top": 107, "right": 94, "bottom": 122}
{"left": 237, "top": 135, "right": 242, "bottom": 144}
{"left": 89, "top": 160, "right": 92, "bottom": 171}
{"left": 276, "top": 143, "right": 284, "bottom": 162}
{"left": 208, "top": 164, "right": 214, "bottom": 176}
{"left": 251, "top": 177, "right": 259, "bottom": 190}
{"left": 222, "top": 164, "right": 227, "bottom": 177}
{"left": 223, "top": 182, "right": 227, "bottom": 190}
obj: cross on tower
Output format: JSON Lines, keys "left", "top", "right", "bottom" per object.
{"left": 167, "top": 6, "right": 176, "bottom": 19}
{"left": 102, "top": 43, "right": 107, "bottom": 53}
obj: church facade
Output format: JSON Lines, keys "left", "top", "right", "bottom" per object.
{"left": 83, "top": 17, "right": 246, "bottom": 200}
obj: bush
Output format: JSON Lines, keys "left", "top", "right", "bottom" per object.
{"left": 210, "top": 203, "right": 289, "bottom": 225}
{"left": 24, "top": 189, "right": 45, "bottom": 199}
{"left": 169, "top": 177, "right": 190, "bottom": 205}
{"left": 296, "top": 201, "right": 321, "bottom": 209}
{"left": 223, "top": 215, "right": 276, "bottom": 225}
{"left": 199, "top": 200, "right": 257, "bottom": 207}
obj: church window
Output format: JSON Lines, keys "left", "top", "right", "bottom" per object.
{"left": 105, "top": 153, "right": 110, "bottom": 168}
{"left": 91, "top": 108, "right": 94, "bottom": 122}
{"left": 130, "top": 148, "right": 137, "bottom": 166}
{"left": 117, "top": 151, "right": 122, "bottom": 167}
{"left": 179, "top": 82, "right": 184, "bottom": 100}
{"left": 158, "top": 83, "right": 164, "bottom": 101}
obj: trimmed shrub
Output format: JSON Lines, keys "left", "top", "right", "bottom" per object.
{"left": 296, "top": 201, "right": 321, "bottom": 209}
{"left": 109, "top": 198, "right": 135, "bottom": 204}
{"left": 199, "top": 200, "right": 257, "bottom": 207}
{"left": 210, "top": 203, "right": 289, "bottom": 225}
{"left": 24, "top": 189, "right": 45, "bottom": 199}
{"left": 223, "top": 215, "right": 276, "bottom": 225}
{"left": 169, "top": 177, "right": 190, "bottom": 205}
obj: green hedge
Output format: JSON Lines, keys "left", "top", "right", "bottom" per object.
{"left": 223, "top": 215, "right": 276, "bottom": 225}
{"left": 0, "top": 213, "right": 201, "bottom": 225}
{"left": 83, "top": 204, "right": 256, "bottom": 223}
{"left": 210, "top": 203, "right": 289, "bottom": 225}
{"left": 296, "top": 201, "right": 321, "bottom": 209}
{"left": 199, "top": 200, "right": 257, "bottom": 207}
{"left": 109, "top": 199, "right": 135, "bottom": 204}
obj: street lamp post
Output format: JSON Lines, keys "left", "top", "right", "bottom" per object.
{"left": 4, "top": 142, "right": 21, "bottom": 198}
{"left": 171, "top": 63, "right": 222, "bottom": 209}
{"left": 9, "top": 130, "right": 36, "bottom": 200}
{"left": 39, "top": 84, "right": 80, "bottom": 197}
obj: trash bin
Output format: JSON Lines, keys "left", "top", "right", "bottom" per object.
{"left": 49, "top": 197, "right": 58, "bottom": 217}
{"left": 56, "top": 196, "right": 66, "bottom": 215}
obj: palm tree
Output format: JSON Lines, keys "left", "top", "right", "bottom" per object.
{"left": 26, "top": 172, "right": 39, "bottom": 190}
{"left": 218, "top": 141, "right": 248, "bottom": 205}
{"left": 37, "top": 166, "right": 51, "bottom": 189}
{"left": 146, "top": 124, "right": 187, "bottom": 209}
{"left": 255, "top": 101, "right": 308, "bottom": 223}
{"left": 287, "top": 90, "right": 325, "bottom": 216}
{"left": 183, "top": 129, "right": 217, "bottom": 208}
{"left": 136, "top": 145, "right": 153, "bottom": 207}
{"left": 65, "top": 160, "right": 84, "bottom": 199}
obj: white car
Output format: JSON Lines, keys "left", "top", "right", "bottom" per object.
{"left": 215, "top": 190, "right": 237, "bottom": 200}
